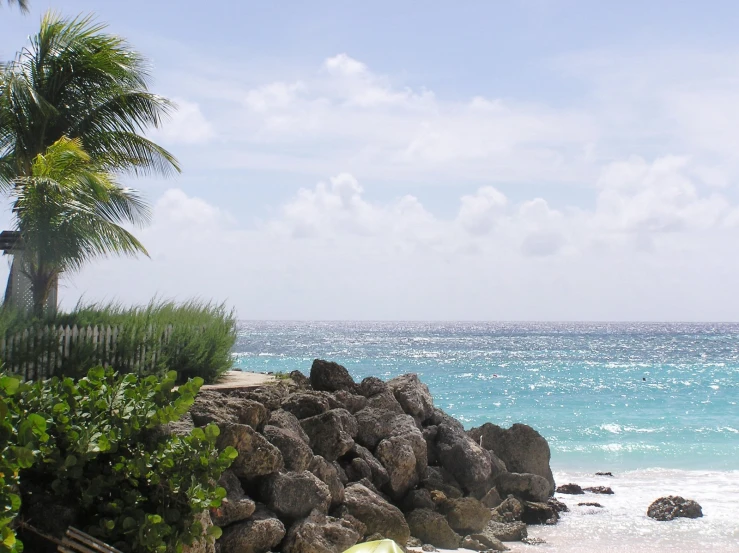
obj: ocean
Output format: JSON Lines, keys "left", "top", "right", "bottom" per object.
{"left": 232, "top": 321, "right": 739, "bottom": 551}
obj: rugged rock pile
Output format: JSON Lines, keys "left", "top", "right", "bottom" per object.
{"left": 180, "top": 360, "right": 559, "bottom": 553}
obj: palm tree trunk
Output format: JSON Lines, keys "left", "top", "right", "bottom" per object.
{"left": 30, "top": 271, "right": 55, "bottom": 319}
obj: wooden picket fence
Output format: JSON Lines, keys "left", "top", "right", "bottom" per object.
{"left": 0, "top": 324, "right": 176, "bottom": 380}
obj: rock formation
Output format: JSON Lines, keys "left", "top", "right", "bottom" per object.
{"left": 647, "top": 496, "right": 703, "bottom": 521}
{"left": 187, "top": 359, "right": 558, "bottom": 553}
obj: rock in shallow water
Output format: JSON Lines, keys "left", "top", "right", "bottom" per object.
{"left": 647, "top": 496, "right": 703, "bottom": 521}
{"left": 556, "top": 483, "right": 584, "bottom": 495}
{"left": 583, "top": 486, "right": 614, "bottom": 495}
{"left": 480, "top": 520, "right": 528, "bottom": 542}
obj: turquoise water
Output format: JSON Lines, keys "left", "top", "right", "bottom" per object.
{"left": 233, "top": 322, "right": 739, "bottom": 471}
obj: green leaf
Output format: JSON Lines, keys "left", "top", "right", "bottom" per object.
{"left": 64, "top": 455, "right": 77, "bottom": 468}
{"left": 223, "top": 446, "right": 238, "bottom": 460}
{"left": 11, "top": 446, "right": 35, "bottom": 469}
{"left": 27, "top": 413, "right": 47, "bottom": 436}
{"left": 88, "top": 367, "right": 106, "bottom": 381}
{"left": 0, "top": 376, "right": 20, "bottom": 396}
{"left": 190, "top": 427, "right": 205, "bottom": 441}
{"left": 207, "top": 525, "right": 222, "bottom": 540}
{"left": 204, "top": 424, "right": 220, "bottom": 440}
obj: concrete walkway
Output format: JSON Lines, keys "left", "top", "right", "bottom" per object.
{"left": 201, "top": 370, "right": 276, "bottom": 391}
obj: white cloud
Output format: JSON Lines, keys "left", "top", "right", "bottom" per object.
{"left": 154, "top": 98, "right": 215, "bottom": 144}
{"left": 457, "top": 187, "right": 508, "bottom": 235}
{"left": 32, "top": 157, "right": 739, "bottom": 320}
{"left": 221, "top": 54, "right": 594, "bottom": 182}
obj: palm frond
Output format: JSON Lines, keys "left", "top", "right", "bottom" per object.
{"left": 3, "top": 0, "right": 29, "bottom": 13}
{"left": 11, "top": 137, "right": 150, "bottom": 284}
{"left": 0, "top": 11, "right": 179, "bottom": 177}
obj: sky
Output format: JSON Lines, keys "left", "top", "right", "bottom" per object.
{"left": 2, "top": 1, "right": 739, "bottom": 320}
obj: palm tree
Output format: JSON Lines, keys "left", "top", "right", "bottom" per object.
{"left": 10, "top": 136, "right": 150, "bottom": 317}
{"left": 0, "top": 11, "right": 179, "bottom": 186}
{"left": 2, "top": 0, "right": 29, "bottom": 13}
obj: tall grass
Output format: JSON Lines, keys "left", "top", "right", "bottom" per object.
{"left": 0, "top": 300, "right": 236, "bottom": 383}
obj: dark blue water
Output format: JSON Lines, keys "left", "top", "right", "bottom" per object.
{"left": 232, "top": 322, "right": 739, "bottom": 471}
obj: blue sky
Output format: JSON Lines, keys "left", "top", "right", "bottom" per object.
{"left": 2, "top": 1, "right": 739, "bottom": 320}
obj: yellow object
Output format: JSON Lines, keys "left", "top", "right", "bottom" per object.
{"left": 343, "top": 539, "right": 405, "bottom": 553}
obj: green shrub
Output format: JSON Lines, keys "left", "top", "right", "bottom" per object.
{"left": 1, "top": 367, "right": 237, "bottom": 553}
{"left": 0, "top": 374, "right": 48, "bottom": 553}
{"left": 1, "top": 300, "right": 237, "bottom": 383}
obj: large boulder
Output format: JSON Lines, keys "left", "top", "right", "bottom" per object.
{"left": 355, "top": 408, "right": 401, "bottom": 449}
{"left": 435, "top": 423, "right": 493, "bottom": 497}
{"left": 190, "top": 391, "right": 268, "bottom": 429}
{"left": 438, "top": 497, "right": 492, "bottom": 534}
{"left": 309, "top": 456, "right": 345, "bottom": 508}
{"left": 406, "top": 509, "right": 461, "bottom": 549}
{"left": 647, "top": 496, "right": 703, "bottom": 521}
{"left": 328, "top": 390, "right": 368, "bottom": 414}
{"left": 479, "top": 520, "right": 528, "bottom": 542}
{"left": 375, "top": 436, "right": 419, "bottom": 499}
{"left": 387, "top": 374, "right": 434, "bottom": 423}
{"left": 290, "top": 370, "right": 311, "bottom": 388}
{"left": 358, "top": 377, "right": 387, "bottom": 398}
{"left": 219, "top": 507, "right": 286, "bottom": 553}
{"left": 469, "top": 423, "right": 554, "bottom": 496}
{"left": 345, "top": 458, "right": 372, "bottom": 482}
{"left": 310, "top": 359, "right": 357, "bottom": 392}
{"left": 346, "top": 444, "right": 390, "bottom": 490}
{"left": 421, "top": 466, "right": 463, "bottom": 498}
{"left": 282, "top": 393, "right": 331, "bottom": 419}
{"left": 366, "top": 390, "right": 405, "bottom": 414}
{"left": 282, "top": 510, "right": 361, "bottom": 553}
{"left": 342, "top": 483, "right": 410, "bottom": 544}
{"left": 234, "top": 385, "right": 291, "bottom": 410}
{"left": 210, "top": 470, "right": 256, "bottom": 527}
{"left": 521, "top": 501, "right": 558, "bottom": 525}
{"left": 583, "top": 486, "right": 614, "bottom": 495}
{"left": 480, "top": 487, "right": 503, "bottom": 508}
{"left": 183, "top": 511, "right": 216, "bottom": 553}
{"left": 491, "top": 496, "right": 525, "bottom": 523}
{"left": 268, "top": 409, "right": 310, "bottom": 443}
{"left": 263, "top": 425, "right": 314, "bottom": 472}
{"left": 468, "top": 532, "right": 508, "bottom": 552}
{"left": 216, "top": 423, "right": 283, "bottom": 480}
{"left": 301, "top": 409, "right": 357, "bottom": 461}
{"left": 556, "top": 483, "right": 584, "bottom": 495}
{"left": 260, "top": 471, "right": 331, "bottom": 521}
{"left": 495, "top": 472, "right": 551, "bottom": 503}
{"left": 401, "top": 488, "right": 436, "bottom": 512}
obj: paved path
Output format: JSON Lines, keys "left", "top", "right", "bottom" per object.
{"left": 201, "top": 370, "right": 276, "bottom": 391}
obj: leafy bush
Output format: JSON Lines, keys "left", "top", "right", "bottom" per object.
{"left": 1, "top": 367, "right": 237, "bottom": 553}
{"left": 0, "top": 374, "right": 48, "bottom": 553}
{"left": 1, "top": 300, "right": 237, "bottom": 383}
